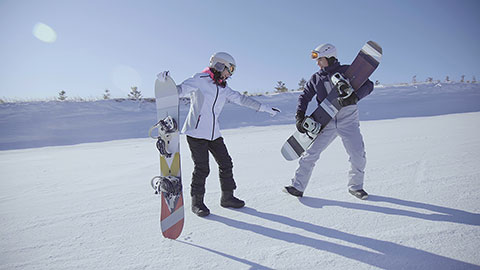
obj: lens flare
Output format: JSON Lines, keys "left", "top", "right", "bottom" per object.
{"left": 33, "top": 22, "right": 57, "bottom": 43}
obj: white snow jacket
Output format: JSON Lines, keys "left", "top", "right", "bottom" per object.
{"left": 178, "top": 70, "right": 263, "bottom": 141}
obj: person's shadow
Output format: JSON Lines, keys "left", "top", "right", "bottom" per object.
{"left": 176, "top": 239, "right": 274, "bottom": 270}
{"left": 202, "top": 200, "right": 479, "bottom": 269}
{"left": 300, "top": 195, "right": 480, "bottom": 226}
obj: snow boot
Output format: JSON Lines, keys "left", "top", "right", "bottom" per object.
{"left": 191, "top": 194, "right": 210, "bottom": 217}
{"left": 220, "top": 191, "right": 245, "bottom": 208}
{"left": 349, "top": 189, "right": 369, "bottom": 200}
{"left": 283, "top": 186, "right": 303, "bottom": 197}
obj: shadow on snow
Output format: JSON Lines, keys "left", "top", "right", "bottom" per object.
{"left": 200, "top": 197, "right": 479, "bottom": 269}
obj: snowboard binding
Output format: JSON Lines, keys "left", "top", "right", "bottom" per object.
{"left": 302, "top": 117, "right": 321, "bottom": 135}
{"left": 331, "top": 72, "right": 354, "bottom": 101}
{"left": 149, "top": 116, "right": 178, "bottom": 158}
{"left": 151, "top": 175, "right": 182, "bottom": 196}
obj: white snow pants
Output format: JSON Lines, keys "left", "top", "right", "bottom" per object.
{"left": 291, "top": 105, "right": 366, "bottom": 192}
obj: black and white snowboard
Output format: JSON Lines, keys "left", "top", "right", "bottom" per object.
{"left": 149, "top": 74, "right": 184, "bottom": 239}
{"left": 281, "top": 41, "right": 382, "bottom": 161}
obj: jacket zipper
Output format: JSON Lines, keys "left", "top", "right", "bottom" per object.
{"left": 195, "top": 115, "right": 201, "bottom": 129}
{"left": 211, "top": 84, "right": 219, "bottom": 140}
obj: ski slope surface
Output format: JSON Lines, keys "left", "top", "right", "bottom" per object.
{"left": 1, "top": 82, "right": 480, "bottom": 269}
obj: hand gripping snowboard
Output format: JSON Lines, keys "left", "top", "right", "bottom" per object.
{"left": 149, "top": 74, "right": 184, "bottom": 239}
{"left": 282, "top": 41, "right": 382, "bottom": 161}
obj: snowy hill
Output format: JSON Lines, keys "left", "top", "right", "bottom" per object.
{"left": 0, "top": 82, "right": 479, "bottom": 150}
{"left": 1, "top": 82, "right": 480, "bottom": 269}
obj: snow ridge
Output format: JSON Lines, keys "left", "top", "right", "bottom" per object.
{"left": 0, "top": 82, "right": 479, "bottom": 150}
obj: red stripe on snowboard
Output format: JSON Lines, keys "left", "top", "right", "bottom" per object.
{"left": 160, "top": 194, "right": 184, "bottom": 239}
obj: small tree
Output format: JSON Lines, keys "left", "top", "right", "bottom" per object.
{"left": 426, "top": 77, "right": 433, "bottom": 83}
{"left": 58, "top": 90, "right": 67, "bottom": 101}
{"left": 412, "top": 75, "right": 417, "bottom": 84}
{"left": 103, "top": 89, "right": 111, "bottom": 100}
{"left": 297, "top": 78, "right": 307, "bottom": 92}
{"left": 375, "top": 80, "right": 380, "bottom": 86}
{"left": 128, "top": 86, "right": 142, "bottom": 100}
{"left": 473, "top": 76, "right": 477, "bottom": 83}
{"left": 461, "top": 75, "right": 465, "bottom": 83}
{"left": 274, "top": 81, "right": 288, "bottom": 93}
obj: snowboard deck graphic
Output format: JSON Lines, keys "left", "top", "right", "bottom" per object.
{"left": 281, "top": 41, "right": 382, "bottom": 161}
{"left": 152, "top": 76, "right": 184, "bottom": 239}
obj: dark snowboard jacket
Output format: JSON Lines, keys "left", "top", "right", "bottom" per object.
{"left": 297, "top": 61, "right": 374, "bottom": 113}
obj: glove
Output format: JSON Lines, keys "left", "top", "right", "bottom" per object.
{"left": 156, "top": 71, "right": 170, "bottom": 82}
{"left": 338, "top": 92, "right": 358, "bottom": 107}
{"left": 259, "top": 104, "right": 281, "bottom": 117}
{"left": 295, "top": 111, "right": 307, "bottom": 133}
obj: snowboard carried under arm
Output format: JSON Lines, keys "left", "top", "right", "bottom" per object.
{"left": 281, "top": 41, "right": 382, "bottom": 161}
{"left": 150, "top": 75, "right": 184, "bottom": 239}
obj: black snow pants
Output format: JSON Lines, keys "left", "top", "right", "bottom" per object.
{"left": 187, "top": 136, "right": 236, "bottom": 196}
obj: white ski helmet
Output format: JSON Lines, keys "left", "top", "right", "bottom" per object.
{"left": 311, "top": 43, "right": 337, "bottom": 60}
{"left": 209, "top": 52, "right": 236, "bottom": 75}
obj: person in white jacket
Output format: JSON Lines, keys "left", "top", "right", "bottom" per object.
{"left": 158, "top": 52, "right": 279, "bottom": 217}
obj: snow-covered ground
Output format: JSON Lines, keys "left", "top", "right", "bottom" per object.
{"left": 1, "top": 83, "right": 480, "bottom": 269}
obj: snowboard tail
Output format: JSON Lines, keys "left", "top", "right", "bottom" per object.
{"left": 346, "top": 41, "right": 382, "bottom": 91}
{"left": 282, "top": 132, "right": 317, "bottom": 161}
{"left": 161, "top": 195, "right": 184, "bottom": 236}
{"left": 159, "top": 154, "right": 184, "bottom": 238}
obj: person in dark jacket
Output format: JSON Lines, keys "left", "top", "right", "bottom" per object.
{"left": 284, "top": 43, "right": 373, "bottom": 200}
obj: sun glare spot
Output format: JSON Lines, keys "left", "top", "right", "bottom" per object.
{"left": 33, "top": 22, "right": 57, "bottom": 43}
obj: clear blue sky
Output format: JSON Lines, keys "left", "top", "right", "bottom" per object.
{"left": 1, "top": 0, "right": 479, "bottom": 99}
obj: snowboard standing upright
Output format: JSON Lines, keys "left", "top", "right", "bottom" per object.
{"left": 281, "top": 41, "right": 382, "bottom": 161}
{"left": 149, "top": 75, "right": 184, "bottom": 239}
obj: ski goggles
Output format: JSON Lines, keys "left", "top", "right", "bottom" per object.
{"left": 213, "top": 62, "right": 236, "bottom": 75}
{"left": 311, "top": 51, "right": 322, "bottom": 60}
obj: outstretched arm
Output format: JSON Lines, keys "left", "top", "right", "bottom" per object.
{"left": 226, "top": 88, "right": 280, "bottom": 116}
